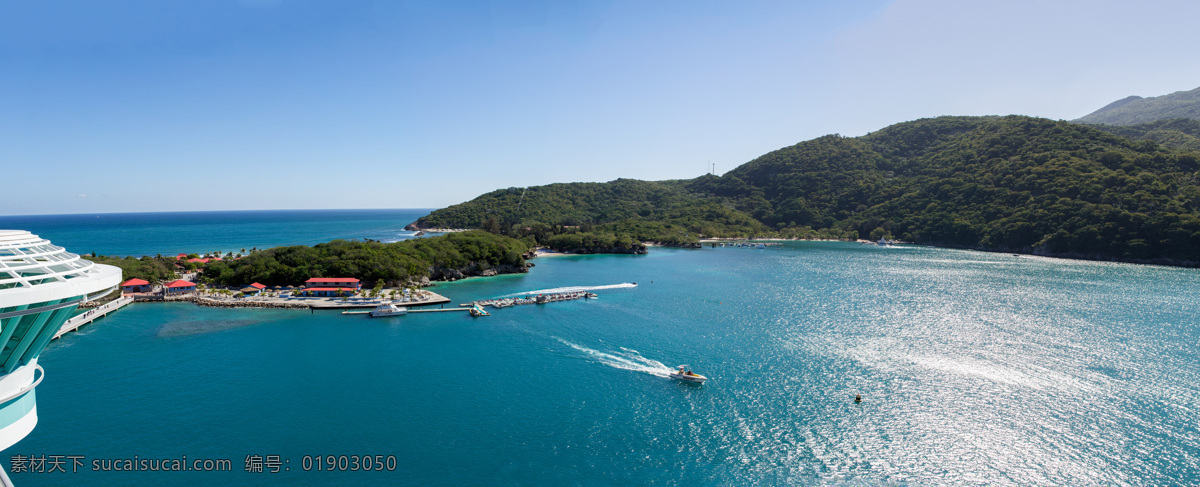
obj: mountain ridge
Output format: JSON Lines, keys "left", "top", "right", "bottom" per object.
{"left": 1076, "top": 86, "right": 1200, "bottom": 125}
{"left": 415, "top": 115, "right": 1200, "bottom": 266}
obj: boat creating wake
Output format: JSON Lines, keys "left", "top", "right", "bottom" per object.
{"left": 505, "top": 282, "right": 637, "bottom": 297}
{"left": 555, "top": 338, "right": 674, "bottom": 378}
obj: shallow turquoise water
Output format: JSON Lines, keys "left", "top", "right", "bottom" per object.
{"left": 10, "top": 242, "right": 1200, "bottom": 485}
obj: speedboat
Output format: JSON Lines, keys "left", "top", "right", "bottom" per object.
{"left": 369, "top": 302, "right": 408, "bottom": 317}
{"left": 669, "top": 367, "right": 707, "bottom": 384}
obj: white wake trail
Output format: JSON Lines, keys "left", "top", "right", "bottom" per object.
{"left": 503, "top": 282, "right": 637, "bottom": 297}
{"left": 556, "top": 338, "right": 673, "bottom": 378}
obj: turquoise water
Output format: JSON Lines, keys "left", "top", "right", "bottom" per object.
{"left": 0, "top": 209, "right": 432, "bottom": 256}
{"left": 9, "top": 241, "right": 1200, "bottom": 485}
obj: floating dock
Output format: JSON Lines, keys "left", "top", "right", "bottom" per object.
{"left": 54, "top": 295, "right": 133, "bottom": 339}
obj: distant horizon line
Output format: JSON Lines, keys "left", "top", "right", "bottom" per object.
{"left": 0, "top": 208, "right": 439, "bottom": 219}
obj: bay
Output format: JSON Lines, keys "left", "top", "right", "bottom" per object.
{"left": 11, "top": 240, "right": 1200, "bottom": 485}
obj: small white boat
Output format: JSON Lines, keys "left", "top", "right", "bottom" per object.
{"left": 369, "top": 302, "right": 408, "bottom": 317}
{"left": 669, "top": 366, "right": 707, "bottom": 384}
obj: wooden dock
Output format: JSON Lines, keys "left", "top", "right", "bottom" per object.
{"left": 54, "top": 295, "right": 133, "bottom": 339}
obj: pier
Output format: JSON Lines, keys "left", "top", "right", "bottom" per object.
{"left": 342, "top": 306, "right": 479, "bottom": 315}
{"left": 338, "top": 291, "right": 594, "bottom": 320}
{"left": 465, "top": 291, "right": 596, "bottom": 310}
{"left": 306, "top": 293, "right": 451, "bottom": 309}
{"left": 54, "top": 295, "right": 133, "bottom": 339}
{"left": 408, "top": 308, "right": 472, "bottom": 313}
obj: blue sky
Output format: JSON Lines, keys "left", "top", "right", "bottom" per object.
{"left": 4, "top": 0, "right": 1200, "bottom": 215}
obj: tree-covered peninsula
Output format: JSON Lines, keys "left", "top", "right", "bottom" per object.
{"left": 414, "top": 115, "right": 1200, "bottom": 266}
{"left": 200, "top": 231, "right": 534, "bottom": 287}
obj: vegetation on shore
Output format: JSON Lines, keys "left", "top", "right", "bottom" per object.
{"left": 412, "top": 178, "right": 769, "bottom": 249}
{"left": 199, "top": 230, "right": 533, "bottom": 287}
{"left": 1088, "top": 118, "right": 1200, "bottom": 153}
{"left": 414, "top": 115, "right": 1200, "bottom": 266}
{"left": 86, "top": 254, "right": 179, "bottom": 283}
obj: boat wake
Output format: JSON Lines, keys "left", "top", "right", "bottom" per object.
{"left": 554, "top": 338, "right": 673, "bottom": 378}
{"left": 505, "top": 282, "right": 637, "bottom": 297}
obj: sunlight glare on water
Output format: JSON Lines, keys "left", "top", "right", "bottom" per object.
{"left": 22, "top": 241, "right": 1200, "bottom": 485}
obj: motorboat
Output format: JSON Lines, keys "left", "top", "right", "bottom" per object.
{"left": 669, "top": 366, "right": 707, "bottom": 384}
{"left": 369, "top": 302, "right": 408, "bottom": 317}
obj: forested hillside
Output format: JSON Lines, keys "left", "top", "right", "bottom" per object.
{"left": 1088, "top": 118, "right": 1200, "bottom": 153}
{"left": 412, "top": 178, "right": 770, "bottom": 246}
{"left": 416, "top": 116, "right": 1200, "bottom": 265}
{"left": 1075, "top": 86, "right": 1200, "bottom": 125}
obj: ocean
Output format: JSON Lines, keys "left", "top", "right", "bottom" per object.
{"left": 0, "top": 209, "right": 432, "bottom": 257}
{"left": 4, "top": 210, "right": 1199, "bottom": 485}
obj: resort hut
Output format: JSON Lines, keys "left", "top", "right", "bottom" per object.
{"left": 121, "top": 278, "right": 150, "bottom": 294}
{"left": 240, "top": 283, "right": 266, "bottom": 296}
{"left": 164, "top": 279, "right": 197, "bottom": 295}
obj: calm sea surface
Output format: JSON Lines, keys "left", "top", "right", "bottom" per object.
{"left": 0, "top": 209, "right": 432, "bottom": 256}
{"left": 4, "top": 211, "right": 1199, "bottom": 485}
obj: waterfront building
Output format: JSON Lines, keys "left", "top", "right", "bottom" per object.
{"left": 164, "top": 279, "right": 197, "bottom": 295}
{"left": 0, "top": 230, "right": 121, "bottom": 484}
{"left": 121, "top": 278, "right": 150, "bottom": 293}
{"left": 240, "top": 283, "right": 266, "bottom": 296}
{"left": 303, "top": 277, "right": 360, "bottom": 297}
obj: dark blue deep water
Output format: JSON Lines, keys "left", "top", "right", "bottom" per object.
{"left": 2, "top": 212, "right": 1198, "bottom": 485}
{"left": 0, "top": 209, "right": 432, "bottom": 257}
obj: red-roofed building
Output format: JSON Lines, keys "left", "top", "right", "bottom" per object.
{"left": 164, "top": 279, "right": 197, "bottom": 295}
{"left": 121, "top": 278, "right": 150, "bottom": 293}
{"left": 300, "top": 278, "right": 361, "bottom": 297}
{"left": 240, "top": 282, "right": 266, "bottom": 296}
{"left": 184, "top": 257, "right": 225, "bottom": 264}
{"left": 305, "top": 278, "right": 360, "bottom": 289}
{"left": 297, "top": 287, "right": 357, "bottom": 297}
{"left": 176, "top": 253, "right": 188, "bottom": 260}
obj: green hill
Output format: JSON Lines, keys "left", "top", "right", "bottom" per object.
{"left": 1076, "top": 86, "right": 1200, "bottom": 125}
{"left": 1087, "top": 118, "right": 1200, "bottom": 153}
{"left": 720, "top": 116, "right": 1199, "bottom": 262}
{"left": 412, "top": 178, "right": 771, "bottom": 245}
{"left": 417, "top": 115, "right": 1200, "bottom": 265}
